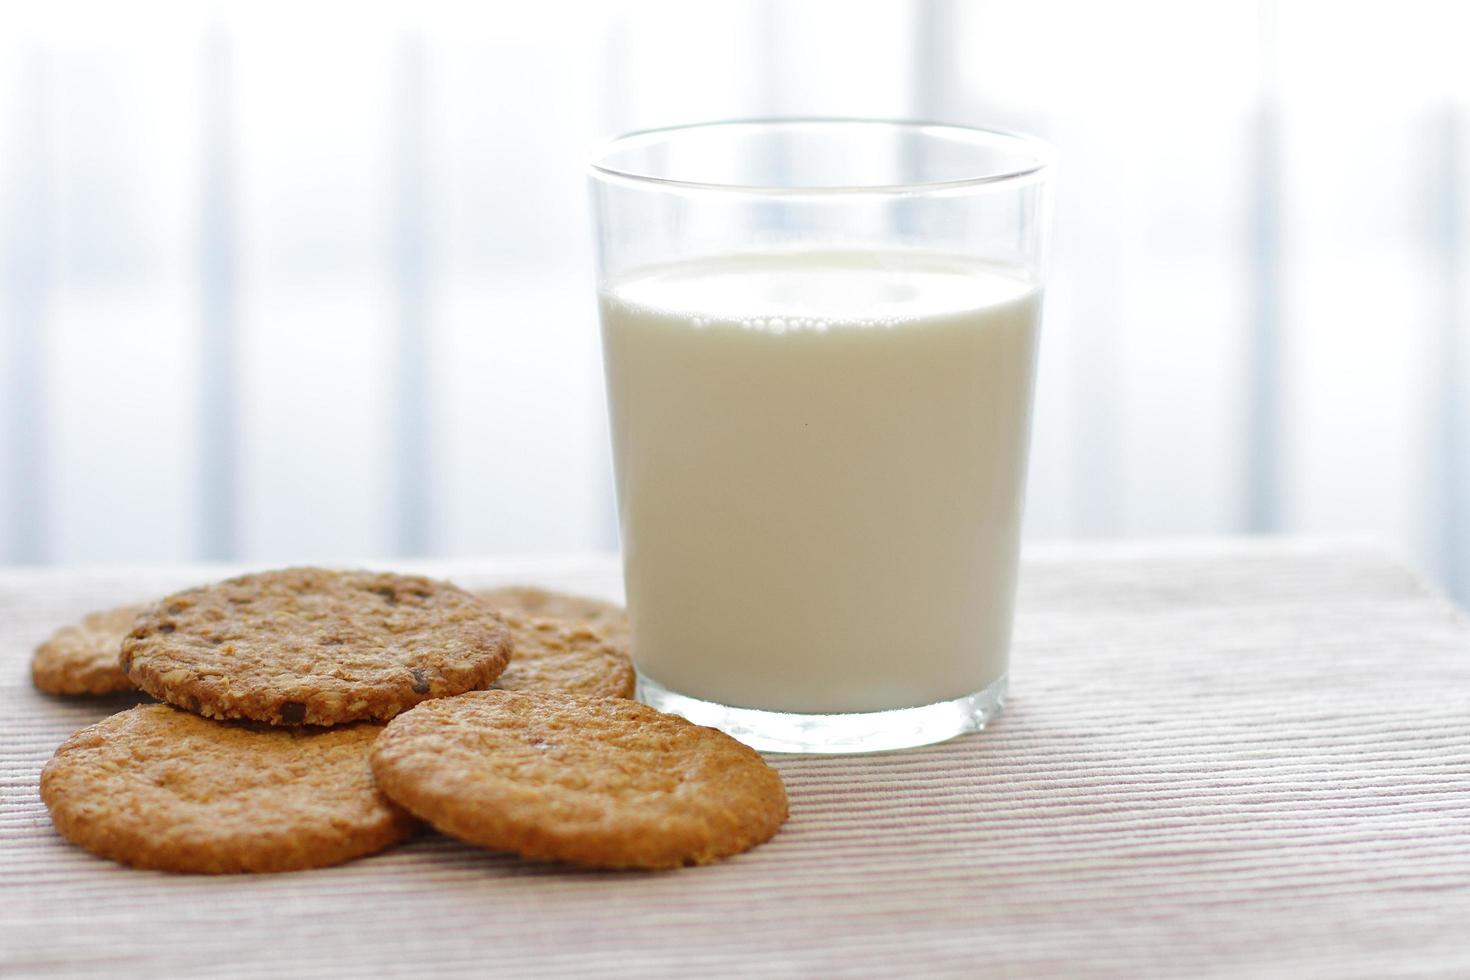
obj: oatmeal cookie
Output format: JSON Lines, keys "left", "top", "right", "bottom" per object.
{"left": 494, "top": 613, "right": 635, "bottom": 699}
{"left": 31, "top": 604, "right": 143, "bottom": 696}
{"left": 121, "top": 568, "right": 512, "bottom": 726}
{"left": 40, "top": 704, "right": 413, "bottom": 873}
{"left": 475, "top": 586, "right": 629, "bottom": 644}
{"left": 370, "top": 690, "right": 787, "bottom": 869}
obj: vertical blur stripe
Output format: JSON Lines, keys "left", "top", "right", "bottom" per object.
{"left": 1, "top": 49, "right": 51, "bottom": 563}
{"left": 199, "top": 24, "right": 236, "bottom": 561}
{"left": 392, "top": 33, "right": 430, "bottom": 556}
{"left": 1245, "top": 0, "right": 1283, "bottom": 533}
{"left": 1428, "top": 108, "right": 1467, "bottom": 596}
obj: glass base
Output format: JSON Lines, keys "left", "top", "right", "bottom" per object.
{"left": 636, "top": 673, "right": 1007, "bottom": 754}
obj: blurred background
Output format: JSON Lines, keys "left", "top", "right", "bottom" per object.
{"left": 2, "top": 1, "right": 1468, "bottom": 601}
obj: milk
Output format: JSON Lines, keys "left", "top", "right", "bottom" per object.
{"left": 600, "top": 249, "right": 1041, "bottom": 714}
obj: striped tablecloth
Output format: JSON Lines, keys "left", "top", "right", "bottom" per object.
{"left": 3, "top": 540, "right": 1469, "bottom": 978}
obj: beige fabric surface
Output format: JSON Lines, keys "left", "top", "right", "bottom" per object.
{"left": 2, "top": 540, "right": 1469, "bottom": 978}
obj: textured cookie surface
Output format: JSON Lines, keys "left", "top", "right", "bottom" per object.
{"left": 475, "top": 586, "right": 629, "bottom": 644}
{"left": 371, "top": 690, "right": 788, "bottom": 869}
{"left": 40, "top": 704, "right": 413, "bottom": 873}
{"left": 494, "top": 613, "right": 635, "bottom": 699}
{"left": 122, "top": 568, "right": 512, "bottom": 726}
{"left": 32, "top": 605, "right": 144, "bottom": 696}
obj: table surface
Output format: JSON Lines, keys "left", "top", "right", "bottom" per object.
{"left": 3, "top": 539, "right": 1469, "bottom": 978}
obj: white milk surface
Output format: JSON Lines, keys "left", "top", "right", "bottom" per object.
{"left": 600, "top": 249, "right": 1041, "bottom": 713}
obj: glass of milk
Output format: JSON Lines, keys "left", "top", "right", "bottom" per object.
{"left": 589, "top": 120, "right": 1052, "bottom": 753}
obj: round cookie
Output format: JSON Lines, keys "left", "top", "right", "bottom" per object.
{"left": 493, "top": 613, "right": 635, "bottom": 699}
{"left": 370, "top": 690, "right": 788, "bottom": 869}
{"left": 121, "top": 568, "right": 512, "bottom": 726}
{"left": 31, "top": 604, "right": 144, "bottom": 696}
{"left": 475, "top": 586, "right": 629, "bottom": 644}
{"left": 40, "top": 704, "right": 413, "bottom": 873}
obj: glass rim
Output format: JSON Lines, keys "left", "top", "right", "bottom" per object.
{"left": 588, "top": 117, "right": 1053, "bottom": 196}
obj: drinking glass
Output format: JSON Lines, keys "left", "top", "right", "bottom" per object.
{"left": 589, "top": 119, "right": 1052, "bottom": 752}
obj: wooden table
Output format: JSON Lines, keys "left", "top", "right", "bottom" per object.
{"left": 3, "top": 540, "right": 1469, "bottom": 977}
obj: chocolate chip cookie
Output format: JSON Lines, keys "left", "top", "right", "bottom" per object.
{"left": 122, "top": 568, "right": 512, "bottom": 726}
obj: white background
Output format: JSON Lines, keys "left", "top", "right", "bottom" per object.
{"left": 2, "top": 1, "right": 1468, "bottom": 602}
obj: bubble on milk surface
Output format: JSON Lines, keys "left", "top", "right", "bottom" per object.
{"left": 605, "top": 247, "right": 1036, "bottom": 337}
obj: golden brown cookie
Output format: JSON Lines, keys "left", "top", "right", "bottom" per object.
{"left": 40, "top": 704, "right": 413, "bottom": 873}
{"left": 31, "top": 604, "right": 145, "bottom": 696}
{"left": 370, "top": 690, "right": 788, "bottom": 869}
{"left": 475, "top": 586, "right": 629, "bottom": 644}
{"left": 121, "top": 568, "right": 513, "bottom": 726}
{"left": 493, "top": 613, "right": 635, "bottom": 699}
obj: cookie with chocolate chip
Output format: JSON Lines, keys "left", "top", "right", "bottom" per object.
{"left": 370, "top": 690, "right": 788, "bottom": 869}
{"left": 475, "top": 586, "right": 629, "bottom": 644}
{"left": 121, "top": 568, "right": 513, "bottom": 726}
{"left": 493, "top": 613, "right": 635, "bottom": 699}
{"left": 41, "top": 703, "right": 413, "bottom": 873}
{"left": 31, "top": 604, "right": 144, "bottom": 696}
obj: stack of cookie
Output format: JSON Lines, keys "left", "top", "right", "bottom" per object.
{"left": 32, "top": 569, "right": 787, "bottom": 873}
